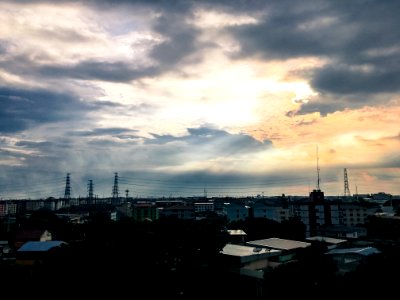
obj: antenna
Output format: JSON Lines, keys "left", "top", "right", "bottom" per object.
{"left": 316, "top": 145, "right": 320, "bottom": 190}
{"left": 344, "top": 168, "right": 351, "bottom": 197}
{"left": 355, "top": 185, "right": 358, "bottom": 200}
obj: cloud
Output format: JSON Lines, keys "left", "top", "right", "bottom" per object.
{"left": 311, "top": 64, "right": 400, "bottom": 95}
{"left": 15, "top": 140, "right": 53, "bottom": 148}
{"left": 36, "top": 61, "right": 158, "bottom": 83}
{"left": 228, "top": 0, "right": 400, "bottom": 113}
{"left": 149, "top": 12, "right": 202, "bottom": 71}
{"left": 0, "top": 1, "right": 398, "bottom": 198}
{"left": 0, "top": 86, "right": 92, "bottom": 133}
{"left": 0, "top": 55, "right": 158, "bottom": 83}
{"left": 69, "top": 127, "right": 135, "bottom": 137}
{"left": 147, "top": 126, "right": 272, "bottom": 155}
{"left": 295, "top": 98, "right": 347, "bottom": 116}
{"left": 0, "top": 0, "right": 203, "bottom": 83}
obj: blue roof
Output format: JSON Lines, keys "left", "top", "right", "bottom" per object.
{"left": 326, "top": 247, "right": 380, "bottom": 256}
{"left": 18, "top": 241, "right": 66, "bottom": 252}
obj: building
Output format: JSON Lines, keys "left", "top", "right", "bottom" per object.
{"left": 0, "top": 202, "right": 6, "bottom": 217}
{"left": 220, "top": 243, "right": 281, "bottom": 278}
{"left": 16, "top": 241, "right": 67, "bottom": 265}
{"left": 0, "top": 201, "right": 18, "bottom": 216}
{"left": 247, "top": 237, "right": 311, "bottom": 263}
{"left": 326, "top": 247, "right": 380, "bottom": 274}
{"left": 227, "top": 229, "right": 247, "bottom": 244}
{"left": 339, "top": 203, "right": 378, "bottom": 227}
{"left": 306, "top": 236, "right": 347, "bottom": 250}
{"left": 14, "top": 229, "right": 52, "bottom": 250}
{"left": 158, "top": 205, "right": 195, "bottom": 220}
{"left": 223, "top": 203, "right": 249, "bottom": 222}
{"left": 318, "top": 225, "right": 367, "bottom": 239}
{"left": 290, "top": 190, "right": 340, "bottom": 236}
{"left": 252, "top": 200, "right": 290, "bottom": 223}
{"left": 132, "top": 202, "right": 159, "bottom": 222}
{"left": 194, "top": 202, "right": 214, "bottom": 213}
{"left": 116, "top": 202, "right": 132, "bottom": 218}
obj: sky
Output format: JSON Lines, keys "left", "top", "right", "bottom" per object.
{"left": 0, "top": 0, "right": 399, "bottom": 199}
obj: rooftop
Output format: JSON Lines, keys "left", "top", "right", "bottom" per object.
{"left": 221, "top": 243, "right": 281, "bottom": 258}
{"left": 306, "top": 236, "right": 347, "bottom": 245}
{"left": 326, "top": 247, "right": 380, "bottom": 256}
{"left": 18, "top": 241, "right": 66, "bottom": 252}
{"left": 227, "top": 229, "right": 247, "bottom": 236}
{"left": 247, "top": 238, "right": 311, "bottom": 251}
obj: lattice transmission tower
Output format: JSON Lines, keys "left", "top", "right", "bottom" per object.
{"left": 112, "top": 172, "right": 119, "bottom": 199}
{"left": 344, "top": 168, "right": 351, "bottom": 197}
{"left": 64, "top": 173, "right": 71, "bottom": 199}
{"left": 88, "top": 180, "right": 94, "bottom": 200}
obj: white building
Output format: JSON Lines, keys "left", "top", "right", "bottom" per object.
{"left": 194, "top": 202, "right": 214, "bottom": 213}
{"left": 223, "top": 203, "right": 249, "bottom": 222}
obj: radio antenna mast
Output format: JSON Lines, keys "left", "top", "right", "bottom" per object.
{"left": 316, "top": 145, "right": 320, "bottom": 191}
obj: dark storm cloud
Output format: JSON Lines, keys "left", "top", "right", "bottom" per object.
{"left": 36, "top": 61, "right": 158, "bottom": 83}
{"left": 150, "top": 13, "right": 201, "bottom": 70}
{"left": 311, "top": 65, "right": 400, "bottom": 95}
{"left": 147, "top": 126, "right": 272, "bottom": 155}
{"left": 0, "top": 87, "right": 93, "bottom": 133}
{"left": 232, "top": 0, "right": 400, "bottom": 62}
{"left": 0, "top": 0, "right": 205, "bottom": 83}
{"left": 228, "top": 0, "right": 400, "bottom": 113}
{"left": 294, "top": 97, "right": 349, "bottom": 116}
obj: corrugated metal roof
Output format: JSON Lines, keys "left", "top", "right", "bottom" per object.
{"left": 306, "top": 236, "right": 347, "bottom": 244}
{"left": 247, "top": 238, "right": 311, "bottom": 250}
{"left": 221, "top": 243, "right": 281, "bottom": 257}
{"left": 227, "top": 229, "right": 247, "bottom": 236}
{"left": 326, "top": 247, "right": 380, "bottom": 256}
{"left": 18, "top": 241, "right": 66, "bottom": 252}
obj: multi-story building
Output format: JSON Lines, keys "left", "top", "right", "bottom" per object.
{"left": 0, "top": 201, "right": 18, "bottom": 216}
{"left": 252, "top": 201, "right": 290, "bottom": 223}
{"left": 132, "top": 202, "right": 159, "bottom": 222}
{"left": 159, "top": 205, "right": 195, "bottom": 220}
{"left": 223, "top": 203, "right": 249, "bottom": 222}
{"left": 339, "top": 203, "right": 378, "bottom": 227}
{"left": 194, "top": 202, "right": 214, "bottom": 213}
{"left": 290, "top": 190, "right": 340, "bottom": 237}
{"left": 0, "top": 202, "right": 7, "bottom": 217}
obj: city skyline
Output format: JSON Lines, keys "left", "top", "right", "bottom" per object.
{"left": 0, "top": 0, "right": 399, "bottom": 198}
